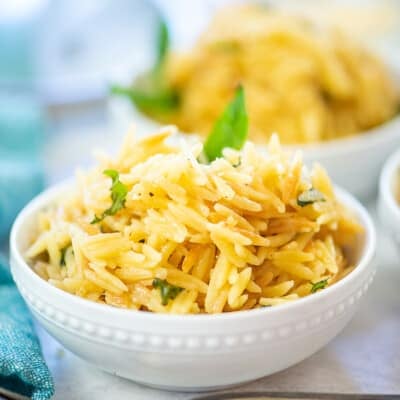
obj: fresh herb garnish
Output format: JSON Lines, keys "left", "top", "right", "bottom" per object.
{"left": 91, "top": 169, "right": 128, "bottom": 224}
{"left": 310, "top": 279, "right": 328, "bottom": 293}
{"left": 297, "top": 188, "right": 325, "bottom": 207}
{"left": 111, "top": 18, "right": 179, "bottom": 114}
{"left": 111, "top": 84, "right": 179, "bottom": 114}
{"left": 152, "top": 278, "right": 183, "bottom": 306}
{"left": 203, "top": 85, "right": 248, "bottom": 162}
{"left": 59, "top": 245, "right": 71, "bottom": 267}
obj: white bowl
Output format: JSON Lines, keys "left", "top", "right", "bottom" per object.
{"left": 108, "top": 97, "right": 400, "bottom": 200}
{"left": 298, "top": 116, "right": 400, "bottom": 200}
{"left": 378, "top": 147, "right": 400, "bottom": 245}
{"left": 10, "top": 182, "right": 376, "bottom": 391}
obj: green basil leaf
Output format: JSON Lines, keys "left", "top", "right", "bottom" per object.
{"left": 59, "top": 245, "right": 71, "bottom": 267}
{"left": 111, "top": 84, "right": 179, "bottom": 114}
{"left": 91, "top": 170, "right": 128, "bottom": 224}
{"left": 155, "top": 18, "right": 169, "bottom": 72}
{"left": 111, "top": 17, "right": 178, "bottom": 115}
{"left": 152, "top": 278, "right": 183, "bottom": 306}
{"left": 203, "top": 85, "right": 248, "bottom": 162}
{"left": 310, "top": 279, "right": 328, "bottom": 293}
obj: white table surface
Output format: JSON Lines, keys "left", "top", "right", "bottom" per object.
{"left": 38, "top": 125, "right": 400, "bottom": 399}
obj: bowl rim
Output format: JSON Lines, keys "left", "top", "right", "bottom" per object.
{"left": 286, "top": 114, "right": 400, "bottom": 156}
{"left": 379, "top": 146, "right": 400, "bottom": 221}
{"left": 10, "top": 180, "right": 376, "bottom": 322}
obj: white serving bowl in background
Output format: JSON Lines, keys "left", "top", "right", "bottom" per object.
{"left": 108, "top": 96, "right": 400, "bottom": 200}
{"left": 298, "top": 116, "right": 400, "bottom": 200}
{"left": 378, "top": 147, "right": 400, "bottom": 245}
{"left": 11, "top": 181, "right": 376, "bottom": 391}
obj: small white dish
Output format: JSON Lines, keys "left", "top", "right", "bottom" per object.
{"left": 108, "top": 97, "right": 400, "bottom": 200}
{"left": 378, "top": 147, "right": 400, "bottom": 245}
{"left": 10, "top": 182, "right": 376, "bottom": 391}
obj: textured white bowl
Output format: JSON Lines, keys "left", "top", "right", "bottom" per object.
{"left": 10, "top": 182, "right": 376, "bottom": 391}
{"left": 378, "top": 147, "right": 400, "bottom": 245}
{"left": 108, "top": 97, "right": 400, "bottom": 200}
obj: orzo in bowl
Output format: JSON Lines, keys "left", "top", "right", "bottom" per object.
{"left": 25, "top": 127, "right": 363, "bottom": 314}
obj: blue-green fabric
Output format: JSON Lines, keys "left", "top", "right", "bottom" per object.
{"left": 0, "top": 155, "right": 44, "bottom": 238}
{"left": 0, "top": 94, "right": 45, "bottom": 238}
{"left": 0, "top": 254, "right": 54, "bottom": 400}
{"left": 0, "top": 94, "right": 53, "bottom": 398}
{"left": 0, "top": 95, "right": 45, "bottom": 154}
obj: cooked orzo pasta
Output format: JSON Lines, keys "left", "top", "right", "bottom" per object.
{"left": 26, "top": 127, "right": 363, "bottom": 314}
{"left": 138, "top": 4, "right": 399, "bottom": 144}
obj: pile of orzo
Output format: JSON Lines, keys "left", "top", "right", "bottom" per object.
{"left": 26, "top": 128, "right": 362, "bottom": 314}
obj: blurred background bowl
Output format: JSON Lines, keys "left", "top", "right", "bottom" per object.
{"left": 106, "top": 0, "right": 400, "bottom": 201}
{"left": 2, "top": 0, "right": 400, "bottom": 201}
{"left": 378, "top": 146, "right": 400, "bottom": 246}
{"left": 298, "top": 114, "right": 400, "bottom": 199}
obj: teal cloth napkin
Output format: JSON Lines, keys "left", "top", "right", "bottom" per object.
{"left": 0, "top": 254, "right": 54, "bottom": 400}
{"left": 0, "top": 94, "right": 45, "bottom": 238}
{"left": 0, "top": 155, "right": 44, "bottom": 238}
{"left": 0, "top": 94, "right": 54, "bottom": 398}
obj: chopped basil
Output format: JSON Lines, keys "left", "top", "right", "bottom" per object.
{"left": 91, "top": 170, "right": 128, "bottom": 224}
{"left": 152, "top": 278, "right": 183, "bottom": 306}
{"left": 203, "top": 85, "right": 248, "bottom": 162}
{"left": 297, "top": 188, "right": 325, "bottom": 207}
{"left": 310, "top": 279, "right": 328, "bottom": 293}
{"left": 59, "top": 245, "right": 71, "bottom": 267}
